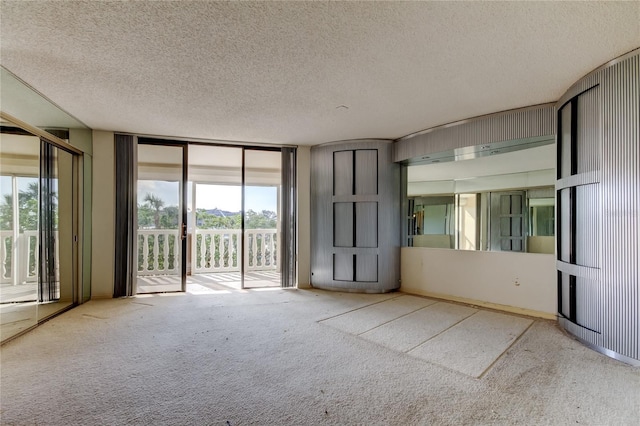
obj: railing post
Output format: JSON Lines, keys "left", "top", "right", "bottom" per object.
{"left": 0, "top": 233, "right": 10, "bottom": 284}
{"left": 217, "top": 233, "right": 224, "bottom": 268}
{"left": 142, "top": 234, "right": 149, "bottom": 273}
{"left": 17, "top": 234, "right": 27, "bottom": 285}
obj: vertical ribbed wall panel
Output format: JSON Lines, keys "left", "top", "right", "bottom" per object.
{"left": 575, "top": 184, "right": 599, "bottom": 268}
{"left": 576, "top": 276, "right": 601, "bottom": 333}
{"left": 577, "top": 87, "right": 600, "bottom": 174}
{"left": 394, "top": 105, "right": 555, "bottom": 162}
{"left": 557, "top": 49, "right": 639, "bottom": 364}
{"left": 600, "top": 54, "right": 639, "bottom": 360}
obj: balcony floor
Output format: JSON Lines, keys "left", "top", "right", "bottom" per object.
{"left": 0, "top": 282, "right": 38, "bottom": 304}
{"left": 136, "top": 271, "right": 281, "bottom": 294}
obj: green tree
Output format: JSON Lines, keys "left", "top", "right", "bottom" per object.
{"left": 143, "top": 193, "right": 164, "bottom": 229}
{"left": 245, "top": 209, "right": 277, "bottom": 229}
{"left": 0, "top": 182, "right": 45, "bottom": 232}
{"left": 160, "top": 205, "right": 179, "bottom": 229}
{"left": 196, "top": 209, "right": 241, "bottom": 230}
{"left": 137, "top": 203, "right": 154, "bottom": 228}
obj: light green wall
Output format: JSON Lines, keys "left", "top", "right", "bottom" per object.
{"left": 297, "top": 146, "right": 311, "bottom": 288}
{"left": 90, "top": 130, "right": 115, "bottom": 298}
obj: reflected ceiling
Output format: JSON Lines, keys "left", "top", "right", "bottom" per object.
{"left": 408, "top": 144, "right": 555, "bottom": 182}
{"left": 0, "top": 68, "right": 87, "bottom": 130}
{"left": 1, "top": 2, "right": 638, "bottom": 145}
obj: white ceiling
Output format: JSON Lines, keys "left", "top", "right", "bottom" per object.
{"left": 1, "top": 1, "right": 639, "bottom": 146}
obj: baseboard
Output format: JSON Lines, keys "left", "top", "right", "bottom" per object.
{"left": 401, "top": 289, "right": 557, "bottom": 320}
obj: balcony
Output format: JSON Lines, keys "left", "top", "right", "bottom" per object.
{"left": 1, "top": 228, "right": 280, "bottom": 300}
{"left": 136, "top": 228, "right": 280, "bottom": 292}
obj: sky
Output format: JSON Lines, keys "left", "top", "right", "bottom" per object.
{"left": 0, "top": 176, "right": 38, "bottom": 199}
{"left": 137, "top": 181, "right": 278, "bottom": 212}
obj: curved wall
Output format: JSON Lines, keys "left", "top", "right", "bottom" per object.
{"left": 310, "top": 140, "right": 400, "bottom": 293}
{"left": 394, "top": 104, "right": 557, "bottom": 318}
{"left": 556, "top": 49, "right": 639, "bottom": 365}
{"left": 394, "top": 104, "right": 555, "bottom": 162}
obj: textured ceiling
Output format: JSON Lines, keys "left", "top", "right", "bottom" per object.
{"left": 1, "top": 1, "right": 639, "bottom": 146}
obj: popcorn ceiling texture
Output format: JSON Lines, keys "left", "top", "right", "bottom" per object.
{"left": 0, "top": 1, "right": 639, "bottom": 145}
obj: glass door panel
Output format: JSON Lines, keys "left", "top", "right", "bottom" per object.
{"left": 38, "top": 144, "right": 76, "bottom": 320}
{"left": 188, "top": 145, "right": 242, "bottom": 290}
{"left": 0, "top": 132, "right": 39, "bottom": 340}
{"left": 244, "top": 150, "right": 281, "bottom": 288}
{"left": 137, "top": 144, "right": 185, "bottom": 293}
{"left": 0, "top": 133, "right": 79, "bottom": 340}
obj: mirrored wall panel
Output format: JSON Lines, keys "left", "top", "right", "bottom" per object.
{"left": 405, "top": 140, "right": 555, "bottom": 254}
{"left": 0, "top": 128, "right": 78, "bottom": 342}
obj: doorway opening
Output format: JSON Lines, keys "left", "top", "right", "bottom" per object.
{"left": 136, "top": 142, "right": 289, "bottom": 294}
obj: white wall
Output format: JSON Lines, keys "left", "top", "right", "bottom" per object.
{"left": 91, "top": 130, "right": 115, "bottom": 298}
{"left": 296, "top": 146, "right": 311, "bottom": 288}
{"left": 401, "top": 247, "right": 557, "bottom": 318}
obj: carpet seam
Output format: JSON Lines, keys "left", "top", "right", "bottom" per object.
{"left": 355, "top": 299, "right": 441, "bottom": 336}
{"left": 315, "top": 293, "right": 408, "bottom": 322}
{"left": 402, "top": 307, "right": 480, "bottom": 353}
{"left": 476, "top": 319, "right": 537, "bottom": 379}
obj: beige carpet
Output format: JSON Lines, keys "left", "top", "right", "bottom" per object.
{"left": 320, "top": 296, "right": 533, "bottom": 378}
{"left": 1, "top": 289, "right": 639, "bottom": 425}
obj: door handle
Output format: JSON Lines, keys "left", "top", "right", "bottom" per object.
{"left": 181, "top": 223, "right": 187, "bottom": 240}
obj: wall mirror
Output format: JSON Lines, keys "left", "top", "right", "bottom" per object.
{"left": 1, "top": 66, "right": 88, "bottom": 343}
{"left": 405, "top": 136, "right": 555, "bottom": 254}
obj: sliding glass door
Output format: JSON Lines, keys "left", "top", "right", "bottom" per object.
{"left": 135, "top": 140, "right": 295, "bottom": 293}
{"left": 1, "top": 128, "right": 79, "bottom": 342}
{"left": 244, "top": 149, "right": 281, "bottom": 288}
{"left": 136, "top": 143, "right": 187, "bottom": 293}
{"left": 188, "top": 145, "right": 243, "bottom": 290}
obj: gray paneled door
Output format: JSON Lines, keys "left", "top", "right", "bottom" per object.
{"left": 489, "top": 191, "right": 526, "bottom": 252}
{"left": 311, "top": 140, "right": 400, "bottom": 293}
{"left": 332, "top": 149, "right": 379, "bottom": 283}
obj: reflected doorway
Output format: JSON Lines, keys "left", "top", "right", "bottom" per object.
{"left": 1, "top": 129, "right": 79, "bottom": 342}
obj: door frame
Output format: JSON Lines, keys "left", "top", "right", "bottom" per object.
{"left": 138, "top": 138, "right": 292, "bottom": 290}
{"left": 136, "top": 140, "right": 188, "bottom": 292}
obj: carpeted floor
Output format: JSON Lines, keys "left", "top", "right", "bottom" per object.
{"left": 1, "top": 289, "right": 639, "bottom": 425}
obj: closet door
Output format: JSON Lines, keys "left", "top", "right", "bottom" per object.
{"left": 311, "top": 140, "right": 400, "bottom": 293}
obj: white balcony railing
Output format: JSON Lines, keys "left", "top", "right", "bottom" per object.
{"left": 0, "top": 230, "right": 49, "bottom": 285}
{"left": 1, "top": 227, "right": 278, "bottom": 283}
{"left": 137, "top": 230, "right": 181, "bottom": 276}
{"left": 137, "top": 228, "right": 277, "bottom": 276}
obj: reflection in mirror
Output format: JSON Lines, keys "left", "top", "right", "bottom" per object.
{"left": 1, "top": 67, "right": 87, "bottom": 132}
{"left": 0, "top": 127, "right": 78, "bottom": 342}
{"left": 1, "top": 67, "right": 84, "bottom": 342}
{"left": 410, "top": 196, "right": 454, "bottom": 248}
{"left": 0, "top": 131, "right": 40, "bottom": 339}
{"left": 40, "top": 144, "right": 75, "bottom": 320}
{"left": 406, "top": 140, "right": 555, "bottom": 254}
